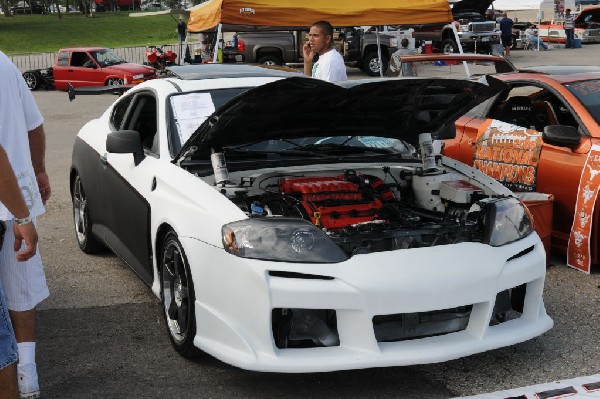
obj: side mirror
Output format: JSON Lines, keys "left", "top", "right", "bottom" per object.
{"left": 106, "top": 130, "right": 145, "bottom": 165}
{"left": 542, "top": 125, "right": 581, "bottom": 148}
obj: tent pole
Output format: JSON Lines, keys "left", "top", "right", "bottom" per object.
{"left": 376, "top": 26, "right": 383, "bottom": 78}
{"left": 213, "top": 23, "right": 222, "bottom": 63}
{"left": 451, "top": 23, "right": 471, "bottom": 78}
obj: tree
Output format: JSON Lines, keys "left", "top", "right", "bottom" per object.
{"left": 1, "top": 0, "right": 13, "bottom": 16}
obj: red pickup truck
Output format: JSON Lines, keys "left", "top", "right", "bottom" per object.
{"left": 22, "top": 47, "right": 156, "bottom": 91}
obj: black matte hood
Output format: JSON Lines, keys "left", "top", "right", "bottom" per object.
{"left": 175, "top": 76, "right": 506, "bottom": 162}
{"left": 452, "top": 0, "right": 493, "bottom": 15}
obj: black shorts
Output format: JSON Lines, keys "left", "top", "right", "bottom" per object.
{"left": 501, "top": 35, "right": 513, "bottom": 47}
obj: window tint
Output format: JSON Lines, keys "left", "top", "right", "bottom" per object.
{"left": 565, "top": 80, "right": 600, "bottom": 126}
{"left": 57, "top": 51, "right": 69, "bottom": 66}
{"left": 70, "top": 52, "right": 92, "bottom": 67}
{"left": 110, "top": 95, "right": 134, "bottom": 131}
{"left": 126, "top": 94, "right": 159, "bottom": 155}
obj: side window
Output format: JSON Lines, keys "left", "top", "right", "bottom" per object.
{"left": 56, "top": 51, "right": 69, "bottom": 66}
{"left": 125, "top": 94, "right": 159, "bottom": 155}
{"left": 110, "top": 95, "right": 134, "bottom": 131}
{"left": 488, "top": 84, "right": 581, "bottom": 133}
{"left": 70, "top": 52, "right": 91, "bottom": 67}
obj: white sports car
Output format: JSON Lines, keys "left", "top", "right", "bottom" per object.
{"left": 70, "top": 64, "right": 553, "bottom": 373}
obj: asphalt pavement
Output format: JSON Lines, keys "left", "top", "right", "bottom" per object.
{"left": 32, "top": 44, "right": 600, "bottom": 398}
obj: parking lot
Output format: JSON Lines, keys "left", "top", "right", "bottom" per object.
{"left": 33, "top": 45, "right": 600, "bottom": 398}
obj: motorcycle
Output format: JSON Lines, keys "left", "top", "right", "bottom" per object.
{"left": 144, "top": 45, "right": 177, "bottom": 74}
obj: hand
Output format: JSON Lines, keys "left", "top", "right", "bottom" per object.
{"left": 36, "top": 172, "right": 51, "bottom": 205}
{"left": 13, "top": 222, "right": 38, "bottom": 262}
{"left": 303, "top": 43, "right": 314, "bottom": 63}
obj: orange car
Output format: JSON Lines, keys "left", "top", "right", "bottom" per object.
{"left": 443, "top": 66, "right": 600, "bottom": 269}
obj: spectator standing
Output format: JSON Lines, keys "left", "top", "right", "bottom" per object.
{"left": 0, "top": 144, "right": 39, "bottom": 399}
{"left": 386, "top": 38, "right": 417, "bottom": 77}
{"left": 0, "top": 50, "right": 50, "bottom": 399}
{"left": 303, "top": 20, "right": 347, "bottom": 82}
{"left": 564, "top": 8, "right": 576, "bottom": 48}
{"left": 499, "top": 12, "right": 514, "bottom": 56}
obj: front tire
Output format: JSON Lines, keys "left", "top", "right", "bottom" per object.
{"left": 23, "top": 71, "right": 42, "bottom": 90}
{"left": 72, "top": 173, "right": 104, "bottom": 253}
{"left": 160, "top": 231, "right": 200, "bottom": 357}
{"left": 106, "top": 78, "right": 124, "bottom": 86}
{"left": 362, "top": 51, "right": 388, "bottom": 77}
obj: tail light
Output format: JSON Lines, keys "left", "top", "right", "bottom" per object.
{"left": 411, "top": 31, "right": 415, "bottom": 38}
{"left": 238, "top": 39, "right": 245, "bottom": 53}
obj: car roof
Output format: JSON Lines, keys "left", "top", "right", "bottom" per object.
{"left": 59, "top": 47, "right": 109, "bottom": 52}
{"left": 167, "top": 64, "right": 302, "bottom": 80}
{"left": 514, "top": 66, "right": 600, "bottom": 83}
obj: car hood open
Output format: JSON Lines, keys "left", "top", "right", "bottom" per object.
{"left": 575, "top": 6, "right": 600, "bottom": 24}
{"left": 451, "top": 0, "right": 493, "bottom": 15}
{"left": 175, "top": 76, "right": 506, "bottom": 162}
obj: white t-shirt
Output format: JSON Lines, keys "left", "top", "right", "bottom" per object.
{"left": 312, "top": 49, "right": 347, "bottom": 82}
{"left": 0, "top": 51, "right": 45, "bottom": 220}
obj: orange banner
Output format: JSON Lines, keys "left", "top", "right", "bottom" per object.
{"left": 473, "top": 120, "right": 543, "bottom": 192}
{"left": 567, "top": 144, "right": 600, "bottom": 274}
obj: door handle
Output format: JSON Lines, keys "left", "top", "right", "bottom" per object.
{"left": 68, "top": 69, "right": 73, "bottom": 72}
{"left": 100, "top": 153, "right": 107, "bottom": 165}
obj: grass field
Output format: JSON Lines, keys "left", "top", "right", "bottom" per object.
{"left": 0, "top": 12, "right": 184, "bottom": 54}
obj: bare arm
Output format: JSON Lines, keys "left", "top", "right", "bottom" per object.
{"left": 0, "top": 146, "right": 38, "bottom": 261}
{"left": 303, "top": 43, "right": 314, "bottom": 77}
{"left": 28, "top": 124, "right": 51, "bottom": 204}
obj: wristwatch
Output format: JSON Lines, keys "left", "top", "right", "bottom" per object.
{"left": 14, "top": 215, "right": 32, "bottom": 225}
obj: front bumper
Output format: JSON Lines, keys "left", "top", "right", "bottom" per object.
{"left": 182, "top": 232, "right": 552, "bottom": 372}
{"left": 459, "top": 32, "right": 501, "bottom": 45}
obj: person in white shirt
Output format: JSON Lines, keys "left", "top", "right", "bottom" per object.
{"left": 303, "top": 20, "right": 347, "bottom": 82}
{"left": 0, "top": 50, "right": 50, "bottom": 399}
{"left": 563, "top": 8, "right": 576, "bottom": 48}
{"left": 525, "top": 23, "right": 548, "bottom": 50}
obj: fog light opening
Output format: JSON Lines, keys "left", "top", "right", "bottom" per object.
{"left": 272, "top": 308, "right": 339, "bottom": 349}
{"left": 490, "top": 284, "right": 526, "bottom": 326}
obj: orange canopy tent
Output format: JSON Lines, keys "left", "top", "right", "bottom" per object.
{"left": 187, "top": 0, "right": 453, "bottom": 32}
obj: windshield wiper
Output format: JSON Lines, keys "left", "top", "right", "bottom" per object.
{"left": 224, "top": 147, "right": 330, "bottom": 158}
{"left": 292, "top": 143, "right": 396, "bottom": 155}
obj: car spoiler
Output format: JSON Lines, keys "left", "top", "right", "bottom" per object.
{"left": 67, "top": 82, "right": 133, "bottom": 102}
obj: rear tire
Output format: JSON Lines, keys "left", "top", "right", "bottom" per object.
{"left": 441, "top": 39, "right": 457, "bottom": 54}
{"left": 72, "top": 173, "right": 104, "bottom": 254}
{"left": 23, "top": 71, "right": 42, "bottom": 90}
{"left": 257, "top": 54, "right": 282, "bottom": 66}
{"left": 362, "top": 51, "right": 388, "bottom": 77}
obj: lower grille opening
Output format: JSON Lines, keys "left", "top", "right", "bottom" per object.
{"left": 272, "top": 308, "right": 339, "bottom": 349}
{"left": 489, "top": 284, "right": 526, "bottom": 326}
{"left": 373, "top": 305, "right": 472, "bottom": 342}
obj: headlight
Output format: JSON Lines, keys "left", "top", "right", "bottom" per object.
{"left": 460, "top": 25, "right": 469, "bottom": 32}
{"left": 222, "top": 218, "right": 348, "bottom": 263}
{"left": 132, "top": 74, "right": 144, "bottom": 80}
{"left": 481, "top": 198, "right": 534, "bottom": 246}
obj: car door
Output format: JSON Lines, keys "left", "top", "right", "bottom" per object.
{"left": 102, "top": 91, "right": 161, "bottom": 284}
{"left": 447, "top": 80, "right": 591, "bottom": 250}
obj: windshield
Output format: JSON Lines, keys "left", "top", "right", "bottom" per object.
{"left": 564, "top": 80, "right": 600, "bottom": 125}
{"left": 92, "top": 49, "right": 125, "bottom": 67}
{"left": 223, "top": 136, "right": 415, "bottom": 158}
{"left": 169, "top": 87, "right": 251, "bottom": 155}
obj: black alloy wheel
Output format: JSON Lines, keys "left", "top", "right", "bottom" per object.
{"left": 160, "top": 231, "right": 200, "bottom": 357}
{"left": 23, "top": 71, "right": 43, "bottom": 91}
{"left": 72, "top": 173, "right": 104, "bottom": 253}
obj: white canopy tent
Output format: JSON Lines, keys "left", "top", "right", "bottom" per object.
{"left": 493, "top": 0, "right": 575, "bottom": 21}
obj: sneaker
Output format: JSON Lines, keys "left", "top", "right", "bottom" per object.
{"left": 17, "top": 363, "right": 41, "bottom": 399}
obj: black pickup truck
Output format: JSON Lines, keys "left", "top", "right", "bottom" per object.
{"left": 223, "top": 27, "right": 399, "bottom": 76}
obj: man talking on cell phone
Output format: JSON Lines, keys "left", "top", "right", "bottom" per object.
{"left": 303, "top": 20, "right": 347, "bottom": 82}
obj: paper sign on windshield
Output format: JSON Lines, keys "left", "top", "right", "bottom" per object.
{"left": 170, "top": 93, "right": 216, "bottom": 144}
{"left": 473, "top": 120, "right": 543, "bottom": 192}
{"left": 567, "top": 144, "right": 600, "bottom": 274}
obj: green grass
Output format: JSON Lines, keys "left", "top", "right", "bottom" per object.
{"left": 0, "top": 12, "right": 184, "bottom": 54}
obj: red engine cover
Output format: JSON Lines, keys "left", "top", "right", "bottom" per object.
{"left": 279, "top": 176, "right": 383, "bottom": 229}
